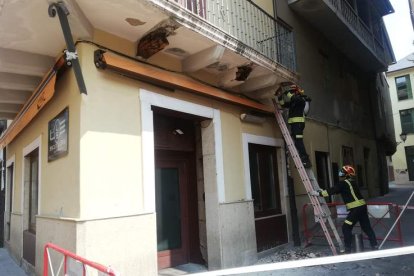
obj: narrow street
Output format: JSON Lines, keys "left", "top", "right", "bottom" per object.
{"left": 254, "top": 183, "right": 414, "bottom": 276}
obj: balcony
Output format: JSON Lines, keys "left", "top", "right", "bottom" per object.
{"left": 174, "top": 0, "right": 296, "bottom": 72}
{"left": 288, "top": 0, "right": 394, "bottom": 72}
{"left": 0, "top": 0, "right": 298, "bottom": 120}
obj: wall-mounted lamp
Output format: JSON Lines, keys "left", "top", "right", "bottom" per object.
{"left": 173, "top": 128, "right": 184, "bottom": 135}
{"left": 397, "top": 132, "right": 407, "bottom": 145}
{"left": 240, "top": 113, "right": 266, "bottom": 124}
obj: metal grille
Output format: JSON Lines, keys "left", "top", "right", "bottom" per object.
{"left": 174, "top": 0, "right": 296, "bottom": 72}
{"left": 326, "top": 0, "right": 387, "bottom": 63}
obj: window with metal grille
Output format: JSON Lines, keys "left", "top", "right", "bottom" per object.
{"left": 396, "top": 75, "right": 412, "bottom": 101}
{"left": 400, "top": 108, "right": 414, "bottom": 134}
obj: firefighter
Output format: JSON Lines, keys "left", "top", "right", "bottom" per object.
{"left": 277, "top": 83, "right": 311, "bottom": 168}
{"left": 310, "top": 165, "right": 378, "bottom": 253}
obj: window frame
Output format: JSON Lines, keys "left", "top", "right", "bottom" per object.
{"left": 5, "top": 155, "right": 15, "bottom": 241}
{"left": 400, "top": 108, "right": 414, "bottom": 134}
{"left": 395, "top": 74, "right": 412, "bottom": 101}
{"left": 242, "top": 133, "right": 287, "bottom": 220}
{"left": 22, "top": 136, "right": 41, "bottom": 234}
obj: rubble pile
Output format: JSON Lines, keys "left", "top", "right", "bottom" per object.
{"left": 257, "top": 246, "right": 330, "bottom": 264}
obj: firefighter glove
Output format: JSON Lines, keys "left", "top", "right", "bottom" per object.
{"left": 309, "top": 190, "right": 321, "bottom": 196}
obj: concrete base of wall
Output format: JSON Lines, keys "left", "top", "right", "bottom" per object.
{"left": 219, "top": 200, "right": 257, "bottom": 268}
{"left": 29, "top": 213, "right": 157, "bottom": 275}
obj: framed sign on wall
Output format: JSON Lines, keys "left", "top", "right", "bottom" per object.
{"left": 48, "top": 107, "right": 69, "bottom": 162}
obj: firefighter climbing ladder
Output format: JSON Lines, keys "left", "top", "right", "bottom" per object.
{"left": 272, "top": 98, "right": 344, "bottom": 255}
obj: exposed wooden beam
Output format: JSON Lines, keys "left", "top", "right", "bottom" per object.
{"left": 238, "top": 74, "right": 278, "bottom": 93}
{"left": 0, "top": 89, "right": 31, "bottom": 104}
{"left": 219, "top": 67, "right": 245, "bottom": 88}
{"left": 136, "top": 19, "right": 179, "bottom": 59}
{"left": 219, "top": 64, "right": 254, "bottom": 88}
{"left": 0, "top": 47, "right": 55, "bottom": 76}
{"left": 0, "top": 72, "right": 42, "bottom": 91}
{"left": 182, "top": 45, "right": 225, "bottom": 72}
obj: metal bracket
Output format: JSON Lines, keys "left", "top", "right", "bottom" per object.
{"left": 64, "top": 50, "right": 78, "bottom": 66}
{"left": 49, "top": 1, "right": 87, "bottom": 94}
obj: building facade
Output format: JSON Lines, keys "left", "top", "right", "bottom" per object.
{"left": 0, "top": 0, "right": 395, "bottom": 275}
{"left": 387, "top": 53, "right": 414, "bottom": 183}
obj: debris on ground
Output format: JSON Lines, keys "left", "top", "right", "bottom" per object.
{"left": 256, "top": 245, "right": 331, "bottom": 264}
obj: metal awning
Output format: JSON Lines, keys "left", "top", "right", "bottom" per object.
{"left": 0, "top": 56, "right": 66, "bottom": 148}
{"left": 94, "top": 49, "right": 274, "bottom": 113}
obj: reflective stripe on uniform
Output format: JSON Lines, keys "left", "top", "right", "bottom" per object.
{"left": 344, "top": 220, "right": 353, "bottom": 225}
{"left": 296, "top": 135, "right": 303, "bottom": 138}
{"left": 345, "top": 179, "right": 359, "bottom": 201}
{"left": 346, "top": 199, "right": 366, "bottom": 209}
{"left": 321, "top": 190, "right": 329, "bottom": 197}
{"left": 288, "top": 117, "right": 305, "bottom": 123}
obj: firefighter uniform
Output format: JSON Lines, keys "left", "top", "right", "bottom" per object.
{"left": 278, "top": 86, "right": 311, "bottom": 168}
{"left": 319, "top": 174, "right": 378, "bottom": 253}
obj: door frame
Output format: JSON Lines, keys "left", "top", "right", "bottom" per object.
{"left": 21, "top": 136, "right": 41, "bottom": 265}
{"left": 140, "top": 89, "right": 224, "bottom": 268}
{"left": 242, "top": 134, "right": 287, "bottom": 203}
{"left": 140, "top": 89, "right": 225, "bottom": 212}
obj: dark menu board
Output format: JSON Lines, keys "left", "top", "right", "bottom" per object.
{"left": 48, "top": 107, "right": 69, "bottom": 161}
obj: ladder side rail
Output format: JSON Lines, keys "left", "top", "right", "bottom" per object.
{"left": 272, "top": 99, "right": 340, "bottom": 254}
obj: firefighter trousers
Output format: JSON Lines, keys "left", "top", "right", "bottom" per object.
{"left": 290, "top": 122, "right": 308, "bottom": 160}
{"left": 342, "top": 205, "right": 377, "bottom": 251}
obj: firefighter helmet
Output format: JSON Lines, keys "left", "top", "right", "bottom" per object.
{"left": 339, "top": 165, "right": 356, "bottom": 177}
{"left": 288, "top": 84, "right": 304, "bottom": 94}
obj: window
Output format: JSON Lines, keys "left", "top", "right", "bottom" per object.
{"left": 400, "top": 108, "right": 414, "bottom": 134}
{"left": 248, "top": 143, "right": 281, "bottom": 216}
{"left": 27, "top": 149, "right": 39, "bottom": 233}
{"left": 395, "top": 75, "right": 412, "bottom": 101}
{"left": 342, "top": 146, "right": 354, "bottom": 167}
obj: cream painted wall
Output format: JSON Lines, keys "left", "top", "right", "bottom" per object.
{"left": 78, "top": 43, "right": 144, "bottom": 218}
{"left": 220, "top": 110, "right": 245, "bottom": 201}
{"left": 291, "top": 119, "right": 379, "bottom": 197}
{"left": 6, "top": 67, "right": 81, "bottom": 218}
{"left": 387, "top": 68, "right": 414, "bottom": 181}
{"left": 5, "top": 54, "right": 82, "bottom": 273}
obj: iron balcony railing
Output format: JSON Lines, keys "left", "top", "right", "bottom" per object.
{"left": 174, "top": 0, "right": 296, "bottom": 72}
{"left": 326, "top": 0, "right": 388, "bottom": 63}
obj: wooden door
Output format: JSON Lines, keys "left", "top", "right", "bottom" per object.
{"left": 153, "top": 110, "right": 202, "bottom": 269}
{"left": 405, "top": 146, "right": 414, "bottom": 181}
{"left": 156, "top": 155, "right": 190, "bottom": 269}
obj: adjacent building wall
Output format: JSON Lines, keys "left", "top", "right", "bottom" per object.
{"left": 388, "top": 66, "right": 414, "bottom": 183}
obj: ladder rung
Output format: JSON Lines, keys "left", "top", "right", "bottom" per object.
{"left": 272, "top": 98, "right": 344, "bottom": 254}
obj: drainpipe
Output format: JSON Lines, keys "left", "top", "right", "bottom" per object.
{"left": 282, "top": 114, "right": 300, "bottom": 246}
{"left": 48, "top": 1, "right": 87, "bottom": 94}
{"left": 286, "top": 148, "right": 301, "bottom": 246}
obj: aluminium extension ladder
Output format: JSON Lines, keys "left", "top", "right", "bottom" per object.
{"left": 271, "top": 98, "right": 344, "bottom": 255}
